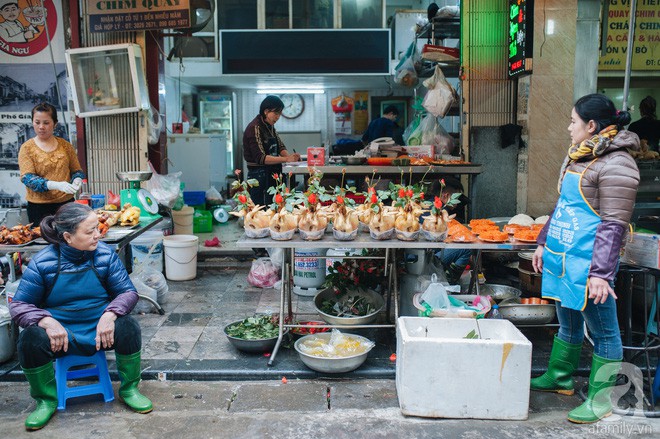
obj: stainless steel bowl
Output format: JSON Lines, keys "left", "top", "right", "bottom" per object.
{"left": 116, "top": 171, "right": 153, "bottom": 182}
{"left": 223, "top": 320, "right": 285, "bottom": 353}
{"left": 478, "top": 284, "right": 522, "bottom": 302}
{"left": 498, "top": 304, "right": 556, "bottom": 325}
{"left": 294, "top": 332, "right": 374, "bottom": 373}
{"left": 314, "top": 288, "right": 384, "bottom": 325}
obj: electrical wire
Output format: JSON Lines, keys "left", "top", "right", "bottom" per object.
{"left": 539, "top": 0, "right": 547, "bottom": 57}
{"left": 38, "top": 0, "right": 69, "bottom": 140}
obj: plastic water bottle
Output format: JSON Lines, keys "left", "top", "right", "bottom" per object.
{"left": 489, "top": 304, "right": 503, "bottom": 319}
{"left": 77, "top": 179, "right": 92, "bottom": 206}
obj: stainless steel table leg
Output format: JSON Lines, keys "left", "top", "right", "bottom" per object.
{"left": 268, "top": 252, "right": 290, "bottom": 367}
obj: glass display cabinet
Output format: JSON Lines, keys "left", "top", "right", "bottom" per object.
{"left": 65, "top": 43, "right": 150, "bottom": 117}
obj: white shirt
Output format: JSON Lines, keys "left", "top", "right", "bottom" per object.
{"left": 0, "top": 20, "right": 27, "bottom": 43}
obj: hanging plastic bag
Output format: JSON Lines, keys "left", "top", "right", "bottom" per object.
{"left": 394, "top": 41, "right": 420, "bottom": 88}
{"left": 146, "top": 161, "right": 182, "bottom": 208}
{"left": 408, "top": 114, "right": 455, "bottom": 155}
{"left": 247, "top": 257, "right": 280, "bottom": 288}
{"left": 422, "top": 65, "right": 458, "bottom": 117}
{"left": 403, "top": 115, "right": 422, "bottom": 146}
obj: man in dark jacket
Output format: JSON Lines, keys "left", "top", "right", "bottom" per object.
{"left": 362, "top": 105, "right": 405, "bottom": 146}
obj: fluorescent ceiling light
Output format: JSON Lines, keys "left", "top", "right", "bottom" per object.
{"left": 257, "top": 88, "right": 325, "bottom": 94}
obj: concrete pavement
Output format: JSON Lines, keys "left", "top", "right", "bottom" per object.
{"left": 0, "top": 379, "right": 658, "bottom": 438}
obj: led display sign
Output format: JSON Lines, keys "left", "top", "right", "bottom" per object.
{"left": 508, "top": 0, "right": 534, "bottom": 77}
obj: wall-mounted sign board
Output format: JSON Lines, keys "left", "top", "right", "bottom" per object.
{"left": 508, "top": 0, "right": 534, "bottom": 78}
{"left": 87, "top": 0, "right": 190, "bottom": 33}
{"left": 599, "top": 1, "right": 659, "bottom": 71}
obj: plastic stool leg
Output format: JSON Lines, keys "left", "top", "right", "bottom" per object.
{"left": 55, "top": 352, "right": 115, "bottom": 411}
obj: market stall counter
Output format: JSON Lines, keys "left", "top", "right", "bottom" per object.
{"left": 237, "top": 233, "right": 537, "bottom": 366}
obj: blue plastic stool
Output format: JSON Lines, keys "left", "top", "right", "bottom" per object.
{"left": 55, "top": 351, "right": 115, "bottom": 410}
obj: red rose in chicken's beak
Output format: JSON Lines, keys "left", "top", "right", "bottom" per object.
{"left": 275, "top": 194, "right": 283, "bottom": 204}
{"left": 238, "top": 194, "right": 247, "bottom": 204}
{"left": 434, "top": 196, "right": 442, "bottom": 209}
{"left": 308, "top": 193, "right": 317, "bottom": 204}
{"left": 406, "top": 189, "right": 413, "bottom": 198}
{"left": 419, "top": 192, "right": 424, "bottom": 199}
{"left": 337, "top": 195, "right": 344, "bottom": 204}
{"left": 398, "top": 188, "right": 405, "bottom": 198}
{"left": 370, "top": 194, "right": 378, "bottom": 204}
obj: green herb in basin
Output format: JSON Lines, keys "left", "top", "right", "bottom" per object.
{"left": 225, "top": 315, "right": 279, "bottom": 340}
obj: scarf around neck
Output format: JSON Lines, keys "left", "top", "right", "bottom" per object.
{"left": 557, "top": 125, "right": 618, "bottom": 191}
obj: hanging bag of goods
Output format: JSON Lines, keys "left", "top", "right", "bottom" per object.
{"left": 422, "top": 65, "right": 458, "bottom": 118}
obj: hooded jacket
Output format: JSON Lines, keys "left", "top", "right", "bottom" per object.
{"left": 10, "top": 241, "right": 138, "bottom": 328}
{"left": 538, "top": 130, "right": 641, "bottom": 281}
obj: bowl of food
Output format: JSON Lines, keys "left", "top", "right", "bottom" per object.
{"left": 294, "top": 331, "right": 375, "bottom": 373}
{"left": 223, "top": 315, "right": 285, "bottom": 353}
{"left": 290, "top": 320, "right": 331, "bottom": 339}
{"left": 314, "top": 288, "right": 384, "bottom": 325}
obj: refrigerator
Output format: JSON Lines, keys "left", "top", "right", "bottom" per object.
{"left": 199, "top": 93, "right": 235, "bottom": 175}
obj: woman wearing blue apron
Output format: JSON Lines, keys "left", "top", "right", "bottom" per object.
{"left": 530, "top": 94, "right": 640, "bottom": 423}
{"left": 242, "top": 95, "right": 301, "bottom": 207}
{"left": 10, "top": 203, "right": 152, "bottom": 431}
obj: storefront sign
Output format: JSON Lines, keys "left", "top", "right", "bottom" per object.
{"left": 599, "top": 0, "right": 659, "bottom": 71}
{"left": 87, "top": 0, "right": 190, "bottom": 33}
{"left": 508, "top": 0, "right": 533, "bottom": 78}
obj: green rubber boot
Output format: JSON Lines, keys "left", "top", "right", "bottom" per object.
{"left": 568, "top": 354, "right": 620, "bottom": 423}
{"left": 22, "top": 362, "right": 58, "bottom": 431}
{"left": 530, "top": 336, "right": 582, "bottom": 395}
{"left": 115, "top": 352, "right": 153, "bottom": 414}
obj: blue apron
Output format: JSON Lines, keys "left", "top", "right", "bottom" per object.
{"left": 541, "top": 162, "right": 601, "bottom": 311}
{"left": 44, "top": 251, "right": 109, "bottom": 356}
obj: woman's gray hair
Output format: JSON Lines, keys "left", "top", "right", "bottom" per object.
{"left": 40, "top": 203, "right": 93, "bottom": 244}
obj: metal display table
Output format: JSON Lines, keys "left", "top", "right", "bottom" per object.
{"left": 237, "top": 233, "right": 536, "bottom": 366}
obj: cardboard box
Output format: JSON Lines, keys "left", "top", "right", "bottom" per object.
{"left": 396, "top": 317, "right": 532, "bottom": 420}
{"left": 307, "top": 147, "right": 325, "bottom": 166}
{"left": 621, "top": 233, "right": 660, "bottom": 270}
{"left": 403, "top": 145, "right": 434, "bottom": 158}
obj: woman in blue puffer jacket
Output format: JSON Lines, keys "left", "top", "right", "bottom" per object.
{"left": 9, "top": 203, "right": 152, "bottom": 431}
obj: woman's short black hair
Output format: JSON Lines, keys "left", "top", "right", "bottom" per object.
{"left": 383, "top": 105, "right": 399, "bottom": 116}
{"left": 639, "top": 96, "right": 656, "bottom": 119}
{"left": 574, "top": 93, "right": 631, "bottom": 132}
{"left": 259, "top": 95, "right": 284, "bottom": 117}
{"left": 40, "top": 203, "right": 93, "bottom": 245}
{"left": 31, "top": 102, "right": 58, "bottom": 124}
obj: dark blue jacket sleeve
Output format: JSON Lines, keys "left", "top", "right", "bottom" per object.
{"left": 10, "top": 258, "right": 53, "bottom": 327}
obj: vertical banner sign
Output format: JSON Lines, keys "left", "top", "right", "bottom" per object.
{"left": 332, "top": 95, "right": 354, "bottom": 137}
{"left": 508, "top": 0, "right": 534, "bottom": 77}
{"left": 353, "top": 91, "right": 369, "bottom": 135}
{"left": 0, "top": 0, "right": 66, "bottom": 208}
{"left": 87, "top": 0, "right": 190, "bottom": 33}
{"left": 599, "top": 1, "right": 659, "bottom": 71}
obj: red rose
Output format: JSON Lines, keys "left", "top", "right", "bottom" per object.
{"left": 368, "top": 187, "right": 375, "bottom": 194}
{"left": 419, "top": 192, "right": 424, "bottom": 199}
{"left": 336, "top": 195, "right": 344, "bottom": 204}
{"left": 406, "top": 189, "right": 413, "bottom": 198}
{"left": 434, "top": 196, "right": 442, "bottom": 209}
{"left": 285, "top": 188, "right": 290, "bottom": 194}
{"left": 308, "top": 193, "right": 317, "bottom": 204}
{"left": 370, "top": 194, "right": 378, "bottom": 204}
{"left": 273, "top": 173, "right": 279, "bottom": 180}
{"left": 398, "top": 188, "right": 405, "bottom": 198}
{"left": 238, "top": 194, "right": 247, "bottom": 204}
{"left": 275, "top": 194, "right": 283, "bottom": 204}
{"left": 440, "top": 179, "right": 446, "bottom": 186}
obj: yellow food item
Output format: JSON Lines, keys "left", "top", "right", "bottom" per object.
{"left": 269, "top": 209, "right": 298, "bottom": 232}
{"left": 119, "top": 204, "right": 140, "bottom": 226}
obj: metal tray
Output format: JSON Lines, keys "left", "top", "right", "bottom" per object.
{"left": 498, "top": 303, "right": 556, "bottom": 325}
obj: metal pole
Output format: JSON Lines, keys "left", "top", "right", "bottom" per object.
{"left": 622, "top": 0, "right": 637, "bottom": 111}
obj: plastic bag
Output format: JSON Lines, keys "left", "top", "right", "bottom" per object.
{"left": 403, "top": 116, "right": 421, "bottom": 146}
{"left": 247, "top": 257, "right": 280, "bottom": 288}
{"left": 408, "top": 114, "right": 455, "bottom": 154}
{"left": 107, "top": 190, "right": 120, "bottom": 209}
{"left": 267, "top": 247, "right": 284, "bottom": 270}
{"left": 146, "top": 161, "right": 182, "bottom": 208}
{"left": 422, "top": 65, "right": 458, "bottom": 117}
{"left": 130, "top": 275, "right": 159, "bottom": 314}
{"left": 206, "top": 186, "right": 223, "bottom": 203}
{"left": 413, "top": 274, "right": 484, "bottom": 318}
{"left": 394, "top": 41, "right": 420, "bottom": 88}
{"left": 134, "top": 266, "right": 169, "bottom": 305}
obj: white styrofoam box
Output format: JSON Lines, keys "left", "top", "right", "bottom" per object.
{"left": 621, "top": 233, "right": 659, "bottom": 270}
{"left": 396, "top": 317, "right": 532, "bottom": 420}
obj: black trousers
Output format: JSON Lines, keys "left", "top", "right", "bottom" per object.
{"left": 27, "top": 200, "right": 73, "bottom": 226}
{"left": 17, "top": 315, "right": 142, "bottom": 369}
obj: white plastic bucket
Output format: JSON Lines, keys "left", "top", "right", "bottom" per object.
{"left": 163, "top": 235, "right": 198, "bottom": 281}
{"left": 293, "top": 248, "right": 327, "bottom": 292}
{"left": 172, "top": 206, "right": 194, "bottom": 235}
{"left": 130, "top": 230, "right": 164, "bottom": 273}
